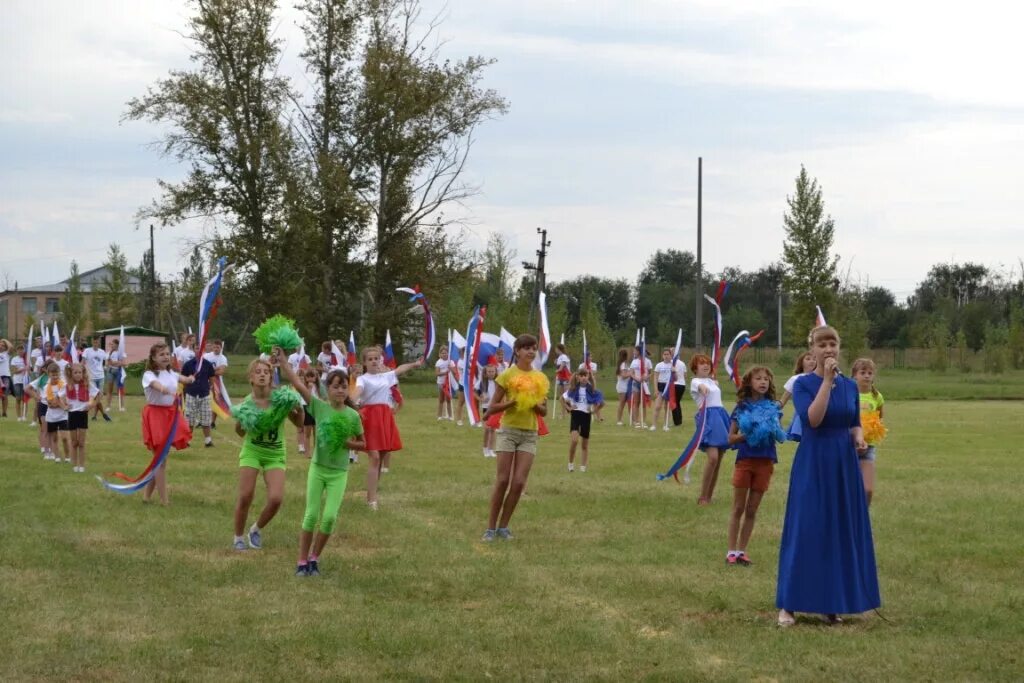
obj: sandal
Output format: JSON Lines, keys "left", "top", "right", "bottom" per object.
{"left": 778, "top": 610, "right": 796, "bottom": 627}
{"left": 824, "top": 614, "right": 844, "bottom": 625}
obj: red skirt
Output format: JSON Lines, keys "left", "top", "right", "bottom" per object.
{"left": 360, "top": 403, "right": 402, "bottom": 452}
{"left": 142, "top": 404, "right": 193, "bottom": 452}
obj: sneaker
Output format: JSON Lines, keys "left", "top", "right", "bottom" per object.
{"left": 568, "top": 463, "right": 574, "bottom": 472}
{"left": 736, "top": 552, "right": 752, "bottom": 567}
{"left": 91, "top": 416, "right": 97, "bottom": 422}
{"left": 233, "top": 539, "right": 247, "bottom": 551}
{"left": 496, "top": 527, "right": 514, "bottom": 541}
{"left": 64, "top": 458, "right": 71, "bottom": 463}
{"left": 437, "top": 416, "right": 443, "bottom": 421}
{"left": 306, "top": 560, "right": 320, "bottom": 576}
{"left": 580, "top": 465, "right": 587, "bottom": 473}
{"left": 298, "top": 445, "right": 306, "bottom": 454}
{"left": 102, "top": 413, "right": 112, "bottom": 422}
{"left": 480, "top": 529, "right": 496, "bottom": 542}
{"left": 649, "top": 425, "right": 656, "bottom": 431}
{"left": 204, "top": 439, "right": 213, "bottom": 448}
{"left": 349, "top": 453, "right": 358, "bottom": 463}
{"left": 456, "top": 421, "right": 463, "bottom": 426}
{"left": 381, "top": 467, "right": 389, "bottom": 474}
{"left": 368, "top": 500, "right": 379, "bottom": 511}
{"left": 247, "top": 528, "right": 262, "bottom": 549}
{"left": 726, "top": 554, "right": 738, "bottom": 566}
{"left": 663, "top": 426, "right": 670, "bottom": 432}
{"left": 616, "top": 421, "right": 624, "bottom": 426}
{"left": 295, "top": 563, "right": 309, "bottom": 576}
{"left": 482, "top": 448, "right": 489, "bottom": 457}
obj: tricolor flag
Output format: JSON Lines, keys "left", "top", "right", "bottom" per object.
{"left": 702, "top": 280, "right": 729, "bottom": 377}
{"left": 197, "top": 257, "right": 231, "bottom": 356}
{"left": 396, "top": 285, "right": 437, "bottom": 361}
{"left": 462, "top": 306, "right": 486, "bottom": 425}
{"left": 662, "top": 328, "right": 682, "bottom": 407}
{"left": 22, "top": 323, "right": 34, "bottom": 403}
{"left": 498, "top": 327, "right": 516, "bottom": 363}
{"left": 477, "top": 332, "right": 501, "bottom": 367}
{"left": 41, "top": 323, "right": 50, "bottom": 355}
{"left": 298, "top": 345, "right": 310, "bottom": 370}
{"left": 68, "top": 326, "right": 79, "bottom": 364}
{"left": 383, "top": 330, "right": 397, "bottom": 369}
{"left": 582, "top": 330, "right": 591, "bottom": 370}
{"left": 347, "top": 332, "right": 357, "bottom": 367}
{"left": 533, "top": 291, "right": 551, "bottom": 370}
{"left": 625, "top": 327, "right": 641, "bottom": 403}
{"left": 118, "top": 325, "right": 127, "bottom": 394}
{"left": 330, "top": 339, "right": 346, "bottom": 368}
{"left": 724, "top": 329, "right": 766, "bottom": 388}
{"left": 52, "top": 320, "right": 60, "bottom": 348}
{"left": 815, "top": 305, "right": 827, "bottom": 328}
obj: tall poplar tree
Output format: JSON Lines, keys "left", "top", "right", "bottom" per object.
{"left": 781, "top": 165, "right": 839, "bottom": 343}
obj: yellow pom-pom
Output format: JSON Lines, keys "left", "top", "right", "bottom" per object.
{"left": 861, "top": 410, "right": 888, "bottom": 445}
{"left": 508, "top": 373, "right": 549, "bottom": 409}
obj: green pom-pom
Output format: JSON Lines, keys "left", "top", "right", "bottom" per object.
{"left": 230, "top": 388, "right": 302, "bottom": 434}
{"left": 317, "top": 407, "right": 363, "bottom": 453}
{"left": 252, "top": 314, "right": 304, "bottom": 353}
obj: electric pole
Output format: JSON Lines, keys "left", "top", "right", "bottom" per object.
{"left": 524, "top": 227, "right": 551, "bottom": 327}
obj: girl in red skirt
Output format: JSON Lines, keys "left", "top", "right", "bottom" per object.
{"left": 141, "top": 343, "right": 194, "bottom": 505}
{"left": 353, "top": 346, "right": 423, "bottom": 510}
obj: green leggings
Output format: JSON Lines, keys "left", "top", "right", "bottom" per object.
{"left": 302, "top": 463, "right": 349, "bottom": 534}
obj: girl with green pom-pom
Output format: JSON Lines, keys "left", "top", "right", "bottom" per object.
{"left": 230, "top": 356, "right": 304, "bottom": 551}
{"left": 277, "top": 348, "right": 365, "bottom": 576}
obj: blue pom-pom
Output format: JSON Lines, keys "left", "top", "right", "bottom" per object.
{"left": 736, "top": 399, "right": 786, "bottom": 449}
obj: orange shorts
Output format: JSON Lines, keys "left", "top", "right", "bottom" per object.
{"left": 732, "top": 459, "right": 775, "bottom": 492}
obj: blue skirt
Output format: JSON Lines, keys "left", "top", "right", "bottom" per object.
{"left": 698, "top": 406, "right": 731, "bottom": 451}
{"left": 776, "top": 425, "right": 880, "bottom": 614}
{"left": 786, "top": 414, "right": 802, "bottom": 442}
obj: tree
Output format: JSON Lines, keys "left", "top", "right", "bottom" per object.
{"left": 548, "top": 276, "right": 633, "bottom": 335}
{"left": 781, "top": 166, "right": 839, "bottom": 343}
{"left": 60, "top": 261, "right": 86, "bottom": 333}
{"left": 96, "top": 244, "right": 135, "bottom": 325}
{"left": 982, "top": 323, "right": 1008, "bottom": 373}
{"left": 125, "top": 0, "right": 296, "bottom": 319}
{"left": 354, "top": 0, "right": 508, "bottom": 342}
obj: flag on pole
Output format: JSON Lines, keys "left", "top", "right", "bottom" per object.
{"left": 22, "top": 323, "right": 34, "bottom": 403}
{"left": 196, "top": 257, "right": 231, "bottom": 357}
{"left": 662, "top": 328, "right": 682, "bottom": 407}
{"left": 383, "top": 330, "right": 397, "bottom": 368}
{"left": 815, "top": 305, "right": 827, "bottom": 328}
{"left": 625, "top": 327, "right": 641, "bottom": 403}
{"left": 534, "top": 291, "right": 551, "bottom": 370}
{"left": 347, "top": 332, "right": 357, "bottom": 367}
{"left": 498, "top": 327, "right": 516, "bottom": 363}
{"left": 582, "top": 330, "right": 591, "bottom": 370}
{"left": 118, "top": 326, "right": 127, "bottom": 387}
{"left": 723, "top": 330, "right": 766, "bottom": 387}
{"left": 298, "top": 345, "right": 310, "bottom": 370}
{"left": 395, "top": 285, "right": 437, "bottom": 361}
{"left": 330, "top": 339, "right": 345, "bottom": 368}
{"left": 462, "top": 307, "right": 486, "bottom": 425}
{"left": 68, "top": 326, "right": 79, "bottom": 364}
{"left": 52, "top": 320, "right": 60, "bottom": 348}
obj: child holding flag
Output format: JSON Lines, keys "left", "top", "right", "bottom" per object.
{"left": 562, "top": 368, "right": 603, "bottom": 472}
{"left": 653, "top": 347, "right": 675, "bottom": 431}
{"left": 141, "top": 344, "right": 195, "bottom": 505}
{"left": 11, "top": 343, "right": 28, "bottom": 421}
{"left": 481, "top": 334, "right": 549, "bottom": 541}
{"left": 690, "top": 353, "right": 731, "bottom": 504}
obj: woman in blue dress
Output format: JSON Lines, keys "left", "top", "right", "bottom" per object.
{"left": 776, "top": 326, "right": 880, "bottom": 626}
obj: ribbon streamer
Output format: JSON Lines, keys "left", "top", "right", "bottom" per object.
{"left": 703, "top": 280, "right": 729, "bottom": 377}
{"left": 661, "top": 328, "right": 683, "bottom": 409}
{"left": 396, "top": 285, "right": 436, "bottom": 361}
{"left": 657, "top": 399, "right": 709, "bottom": 482}
{"left": 98, "top": 398, "right": 181, "bottom": 494}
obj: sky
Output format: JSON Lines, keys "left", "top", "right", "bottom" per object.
{"left": 2, "top": 0, "right": 1023, "bottom": 302}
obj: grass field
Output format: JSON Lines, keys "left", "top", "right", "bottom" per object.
{"left": 1, "top": 368, "right": 1022, "bottom": 681}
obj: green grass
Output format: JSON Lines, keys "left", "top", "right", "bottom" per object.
{"left": 1, "top": 378, "right": 1022, "bottom": 680}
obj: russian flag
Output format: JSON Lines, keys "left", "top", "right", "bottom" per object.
{"left": 533, "top": 291, "right": 551, "bottom": 370}
{"left": 498, "top": 327, "right": 516, "bottom": 362}
{"left": 383, "top": 330, "right": 397, "bottom": 368}
{"left": 347, "top": 331, "right": 357, "bottom": 367}
{"left": 331, "top": 339, "right": 346, "bottom": 368}
{"left": 815, "top": 305, "right": 827, "bottom": 328}
{"left": 477, "top": 332, "right": 500, "bottom": 367}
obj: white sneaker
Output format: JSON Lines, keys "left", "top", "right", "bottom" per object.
{"left": 649, "top": 425, "right": 656, "bottom": 432}
{"left": 456, "top": 420, "right": 463, "bottom": 426}
{"left": 64, "top": 457, "right": 71, "bottom": 463}
{"left": 381, "top": 467, "right": 390, "bottom": 474}
{"left": 568, "top": 463, "right": 574, "bottom": 472}
{"left": 580, "top": 465, "right": 587, "bottom": 473}
{"left": 663, "top": 426, "right": 670, "bottom": 432}
{"left": 482, "top": 448, "right": 489, "bottom": 457}
{"left": 616, "top": 421, "right": 623, "bottom": 426}
{"left": 368, "top": 500, "right": 379, "bottom": 511}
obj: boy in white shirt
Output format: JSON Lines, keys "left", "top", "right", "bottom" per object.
{"left": 82, "top": 337, "right": 113, "bottom": 422}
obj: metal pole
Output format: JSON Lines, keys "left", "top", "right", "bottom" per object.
{"left": 695, "top": 157, "right": 703, "bottom": 350}
{"left": 777, "top": 288, "right": 783, "bottom": 351}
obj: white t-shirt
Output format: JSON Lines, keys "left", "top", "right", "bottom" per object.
{"left": 288, "top": 352, "right": 311, "bottom": 372}
{"left": 316, "top": 352, "right": 334, "bottom": 378}
{"left": 11, "top": 356, "right": 27, "bottom": 384}
{"left": 783, "top": 373, "right": 805, "bottom": 394}
{"left": 475, "top": 377, "right": 497, "bottom": 407}
{"left": 55, "top": 359, "right": 69, "bottom": 374}
{"left": 577, "top": 361, "right": 598, "bottom": 374}
{"left": 556, "top": 354, "right": 571, "bottom": 370}
{"left": 629, "top": 358, "right": 654, "bottom": 394}
{"left": 203, "top": 352, "right": 228, "bottom": 369}
{"left": 67, "top": 382, "right": 100, "bottom": 412}
{"left": 43, "top": 381, "right": 68, "bottom": 422}
{"left": 143, "top": 369, "right": 180, "bottom": 407}
{"left": 31, "top": 348, "right": 44, "bottom": 372}
{"left": 174, "top": 347, "right": 195, "bottom": 367}
{"left": 356, "top": 371, "right": 397, "bottom": 406}
{"left": 673, "top": 360, "right": 687, "bottom": 386}
{"left": 82, "top": 347, "right": 108, "bottom": 380}
{"left": 654, "top": 361, "right": 675, "bottom": 384}
{"left": 689, "top": 377, "right": 724, "bottom": 408}
{"left": 107, "top": 349, "right": 126, "bottom": 368}
{"left": 563, "top": 386, "right": 594, "bottom": 413}
{"left": 434, "top": 358, "right": 453, "bottom": 386}
{"left": 0, "top": 350, "right": 10, "bottom": 376}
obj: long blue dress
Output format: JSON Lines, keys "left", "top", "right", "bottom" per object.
{"left": 776, "top": 373, "right": 881, "bottom": 614}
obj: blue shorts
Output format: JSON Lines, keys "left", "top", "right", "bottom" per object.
{"left": 91, "top": 377, "right": 105, "bottom": 391}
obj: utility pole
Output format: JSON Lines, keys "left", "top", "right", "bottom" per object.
{"left": 523, "top": 227, "right": 551, "bottom": 327}
{"left": 150, "top": 224, "right": 157, "bottom": 330}
{"left": 695, "top": 157, "right": 703, "bottom": 350}
{"left": 777, "top": 287, "right": 783, "bottom": 351}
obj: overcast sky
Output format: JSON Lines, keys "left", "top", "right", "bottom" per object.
{"left": 2, "top": 0, "right": 1022, "bottom": 301}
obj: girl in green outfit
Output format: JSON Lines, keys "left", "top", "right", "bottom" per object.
{"left": 231, "top": 357, "right": 304, "bottom": 551}
{"left": 277, "top": 348, "right": 365, "bottom": 577}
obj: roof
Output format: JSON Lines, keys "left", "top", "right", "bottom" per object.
{"left": 1, "top": 265, "right": 141, "bottom": 295}
{"left": 94, "top": 326, "right": 170, "bottom": 337}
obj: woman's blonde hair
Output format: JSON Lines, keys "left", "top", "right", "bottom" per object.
{"left": 808, "top": 325, "right": 841, "bottom": 346}
{"left": 146, "top": 343, "right": 169, "bottom": 372}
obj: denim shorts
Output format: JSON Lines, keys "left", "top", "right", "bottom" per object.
{"left": 859, "top": 445, "right": 877, "bottom": 462}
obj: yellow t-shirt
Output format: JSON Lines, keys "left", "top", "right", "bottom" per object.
{"left": 495, "top": 365, "right": 550, "bottom": 431}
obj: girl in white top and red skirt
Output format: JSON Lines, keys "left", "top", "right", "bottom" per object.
{"left": 141, "top": 343, "right": 194, "bottom": 505}
{"left": 353, "top": 346, "right": 423, "bottom": 510}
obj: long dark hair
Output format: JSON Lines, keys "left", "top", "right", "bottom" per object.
{"left": 736, "top": 365, "right": 777, "bottom": 402}
{"left": 324, "top": 368, "right": 357, "bottom": 409}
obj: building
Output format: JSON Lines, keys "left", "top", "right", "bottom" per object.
{"left": 0, "top": 266, "right": 140, "bottom": 342}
